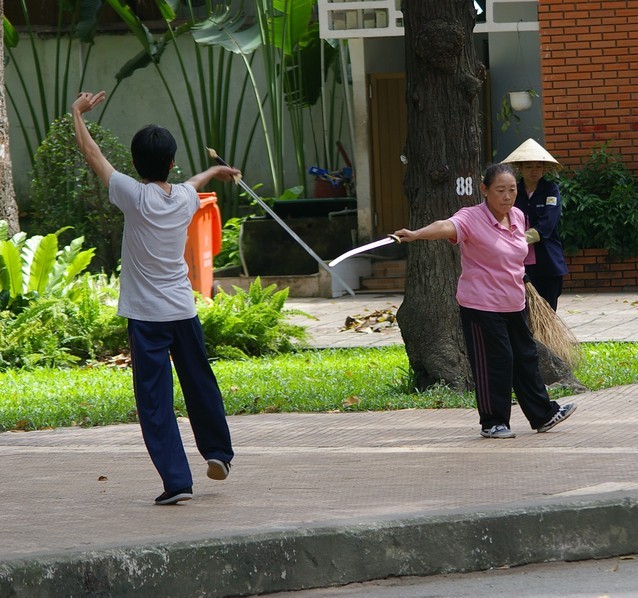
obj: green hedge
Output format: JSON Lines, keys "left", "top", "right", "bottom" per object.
{"left": 559, "top": 146, "right": 638, "bottom": 257}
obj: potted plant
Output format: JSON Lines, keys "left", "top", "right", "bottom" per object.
{"left": 509, "top": 90, "right": 535, "bottom": 111}
{"left": 497, "top": 89, "right": 538, "bottom": 132}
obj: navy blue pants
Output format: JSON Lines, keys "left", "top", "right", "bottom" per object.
{"left": 459, "top": 307, "right": 559, "bottom": 430}
{"left": 525, "top": 267, "right": 563, "bottom": 311}
{"left": 128, "top": 317, "right": 233, "bottom": 492}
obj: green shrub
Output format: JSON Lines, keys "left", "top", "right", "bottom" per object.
{"left": 0, "top": 274, "right": 127, "bottom": 369}
{"left": 0, "top": 224, "right": 126, "bottom": 369}
{"left": 215, "top": 216, "right": 245, "bottom": 269}
{"left": 28, "top": 114, "right": 132, "bottom": 274}
{"left": 0, "top": 223, "right": 95, "bottom": 313}
{"left": 559, "top": 146, "right": 638, "bottom": 257}
{"left": 0, "top": 224, "right": 310, "bottom": 368}
{"left": 0, "top": 265, "right": 309, "bottom": 369}
{"left": 197, "top": 278, "right": 312, "bottom": 359}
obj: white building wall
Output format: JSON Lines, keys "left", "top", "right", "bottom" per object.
{"left": 5, "top": 32, "right": 299, "bottom": 207}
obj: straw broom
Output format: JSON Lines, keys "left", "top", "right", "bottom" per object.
{"left": 525, "top": 281, "right": 581, "bottom": 368}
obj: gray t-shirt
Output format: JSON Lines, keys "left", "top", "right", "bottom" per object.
{"left": 109, "top": 171, "right": 199, "bottom": 321}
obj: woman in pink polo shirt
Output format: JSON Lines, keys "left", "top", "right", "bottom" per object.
{"left": 394, "top": 163, "right": 576, "bottom": 439}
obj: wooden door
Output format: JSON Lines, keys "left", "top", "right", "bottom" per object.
{"left": 369, "top": 73, "right": 409, "bottom": 235}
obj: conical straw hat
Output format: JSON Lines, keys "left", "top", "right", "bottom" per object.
{"left": 501, "top": 138, "right": 562, "bottom": 170}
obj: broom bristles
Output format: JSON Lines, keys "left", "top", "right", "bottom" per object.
{"left": 525, "top": 282, "right": 581, "bottom": 368}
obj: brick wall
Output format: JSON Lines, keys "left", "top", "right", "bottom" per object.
{"left": 564, "top": 249, "right": 638, "bottom": 292}
{"left": 539, "top": 1, "right": 638, "bottom": 172}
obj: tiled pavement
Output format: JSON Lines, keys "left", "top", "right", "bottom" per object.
{"left": 285, "top": 291, "right": 638, "bottom": 347}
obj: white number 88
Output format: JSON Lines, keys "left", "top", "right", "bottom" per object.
{"left": 456, "top": 176, "right": 473, "bottom": 196}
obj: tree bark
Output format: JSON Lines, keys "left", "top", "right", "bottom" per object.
{"left": 0, "top": 0, "right": 21, "bottom": 235}
{"left": 398, "top": 0, "right": 485, "bottom": 391}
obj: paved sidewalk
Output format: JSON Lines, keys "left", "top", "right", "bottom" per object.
{"left": 1, "top": 292, "right": 638, "bottom": 596}
{"left": 286, "top": 291, "right": 638, "bottom": 347}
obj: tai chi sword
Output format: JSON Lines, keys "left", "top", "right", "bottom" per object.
{"left": 328, "top": 234, "right": 401, "bottom": 267}
{"left": 207, "top": 148, "right": 355, "bottom": 296}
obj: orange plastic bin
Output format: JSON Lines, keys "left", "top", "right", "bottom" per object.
{"left": 185, "top": 192, "right": 222, "bottom": 297}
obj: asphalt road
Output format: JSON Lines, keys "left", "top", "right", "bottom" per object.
{"left": 254, "top": 555, "right": 638, "bottom": 597}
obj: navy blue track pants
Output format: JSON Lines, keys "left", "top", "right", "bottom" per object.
{"left": 128, "top": 317, "right": 233, "bottom": 492}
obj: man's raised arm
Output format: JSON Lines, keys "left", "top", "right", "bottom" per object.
{"left": 71, "top": 91, "right": 115, "bottom": 187}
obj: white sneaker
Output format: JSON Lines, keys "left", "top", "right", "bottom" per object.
{"left": 537, "top": 403, "right": 577, "bottom": 433}
{"left": 480, "top": 424, "right": 516, "bottom": 439}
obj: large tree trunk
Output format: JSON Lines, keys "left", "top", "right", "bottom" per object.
{"left": 0, "top": 0, "right": 20, "bottom": 235}
{"left": 398, "top": 0, "right": 485, "bottom": 391}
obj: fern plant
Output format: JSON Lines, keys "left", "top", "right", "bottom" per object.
{"left": 197, "top": 277, "right": 313, "bottom": 359}
{"left": 0, "top": 280, "right": 125, "bottom": 369}
{"left": 0, "top": 272, "right": 126, "bottom": 370}
{"left": 0, "top": 221, "right": 95, "bottom": 312}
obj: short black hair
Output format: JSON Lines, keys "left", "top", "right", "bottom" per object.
{"left": 130, "top": 125, "right": 177, "bottom": 182}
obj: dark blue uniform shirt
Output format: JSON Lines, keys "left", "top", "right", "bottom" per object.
{"left": 514, "top": 176, "right": 568, "bottom": 277}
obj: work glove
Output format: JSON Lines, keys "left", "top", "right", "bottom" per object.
{"left": 525, "top": 228, "right": 540, "bottom": 244}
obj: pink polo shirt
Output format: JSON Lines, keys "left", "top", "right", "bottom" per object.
{"left": 449, "top": 202, "right": 528, "bottom": 312}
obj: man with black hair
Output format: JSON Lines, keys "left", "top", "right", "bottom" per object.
{"left": 72, "top": 91, "right": 240, "bottom": 505}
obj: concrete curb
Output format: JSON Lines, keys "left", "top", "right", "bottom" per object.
{"left": 2, "top": 493, "right": 637, "bottom": 597}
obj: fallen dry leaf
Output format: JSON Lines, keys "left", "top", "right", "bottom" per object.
{"left": 341, "top": 308, "right": 398, "bottom": 334}
{"left": 342, "top": 395, "right": 361, "bottom": 407}
{"left": 87, "top": 352, "right": 132, "bottom": 369}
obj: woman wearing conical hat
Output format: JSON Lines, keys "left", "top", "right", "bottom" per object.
{"left": 501, "top": 139, "right": 568, "bottom": 311}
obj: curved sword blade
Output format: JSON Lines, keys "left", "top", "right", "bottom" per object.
{"left": 329, "top": 235, "right": 399, "bottom": 268}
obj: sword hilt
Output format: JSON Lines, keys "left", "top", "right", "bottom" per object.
{"left": 207, "top": 148, "right": 242, "bottom": 184}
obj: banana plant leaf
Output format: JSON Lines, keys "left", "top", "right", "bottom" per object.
{"left": 115, "top": 42, "right": 168, "bottom": 81}
{"left": 49, "top": 236, "right": 85, "bottom": 290}
{"left": 155, "top": 0, "right": 178, "bottom": 22}
{"left": 282, "top": 25, "right": 337, "bottom": 107}
{"left": 76, "top": 0, "right": 106, "bottom": 42}
{"left": 63, "top": 249, "right": 96, "bottom": 287}
{"left": 114, "top": 17, "right": 192, "bottom": 82}
{"left": 0, "top": 221, "right": 9, "bottom": 242}
{"left": 270, "top": 0, "right": 314, "bottom": 56}
{"left": 105, "top": 0, "right": 155, "bottom": 53}
{"left": 191, "top": 7, "right": 262, "bottom": 54}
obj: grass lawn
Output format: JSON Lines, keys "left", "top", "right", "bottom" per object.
{"left": 0, "top": 343, "right": 636, "bottom": 432}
